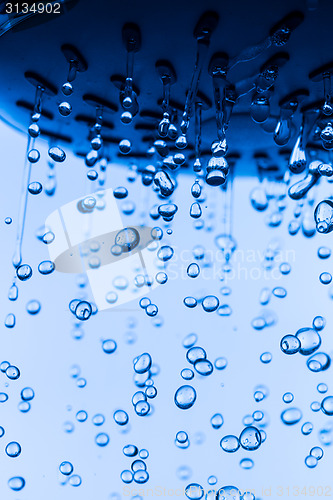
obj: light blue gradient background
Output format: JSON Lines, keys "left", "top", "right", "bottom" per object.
{"left": 0, "top": 120, "right": 332, "bottom": 499}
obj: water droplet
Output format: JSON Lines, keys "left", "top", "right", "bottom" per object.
{"left": 59, "top": 461, "right": 74, "bottom": 475}
{"left": 194, "top": 359, "right": 213, "bottom": 376}
{"left": 58, "top": 101, "right": 72, "bottom": 116}
{"left": 38, "top": 260, "right": 55, "bottom": 275}
{"left": 115, "top": 228, "right": 140, "bottom": 252}
{"left": 272, "top": 287, "right": 287, "bottom": 298}
{"left": 239, "top": 426, "right": 261, "bottom": 450}
{"left": 301, "top": 422, "right": 313, "bottom": 435}
{"left": 307, "top": 352, "right": 331, "bottom": 372}
{"left": 48, "top": 146, "right": 66, "bottom": 163}
{"left": 16, "top": 264, "right": 32, "bottom": 281}
{"left": 310, "top": 446, "right": 323, "bottom": 460}
{"left": 123, "top": 445, "right": 138, "bottom": 457}
{"left": 157, "top": 245, "right": 174, "bottom": 261}
{"left": 27, "top": 149, "right": 40, "bottom": 163}
{"left": 185, "top": 483, "right": 204, "bottom": 499}
{"left": 146, "top": 304, "right": 158, "bottom": 317}
{"left": 187, "top": 263, "right": 200, "bottom": 278}
{"left": 62, "top": 82, "right": 73, "bottom": 96}
{"left": 318, "top": 246, "right": 331, "bottom": 259}
{"left": 305, "top": 455, "right": 318, "bottom": 468}
{"left": 121, "top": 469, "right": 133, "bottom": 483}
{"left": 317, "top": 383, "right": 328, "bottom": 393}
{"left": 202, "top": 295, "right": 219, "bottom": 312}
{"left": 321, "top": 396, "right": 333, "bottom": 415}
{"left": 250, "top": 187, "right": 268, "bottom": 211}
{"left": 283, "top": 392, "right": 294, "bottom": 403}
{"left": 174, "top": 385, "right": 196, "bottom": 410}
{"left": 186, "top": 346, "right": 206, "bottom": 364}
{"left": 320, "top": 272, "right": 332, "bottom": 285}
{"left": 113, "top": 410, "right": 129, "bottom": 426}
{"left": 134, "top": 353, "right": 152, "bottom": 374}
{"left": 240, "top": 458, "right": 254, "bottom": 469}
{"left": 220, "top": 435, "right": 240, "bottom": 453}
{"left": 95, "top": 432, "right": 109, "bottom": 446}
{"left": 8, "top": 477, "right": 25, "bottom": 491}
{"left": 281, "top": 407, "right": 302, "bottom": 425}
{"left": 4, "top": 313, "right": 15, "bottom": 328}
{"left": 28, "top": 122, "right": 40, "bottom": 137}
{"left": 69, "top": 474, "right": 82, "bottom": 486}
{"left": 211, "top": 413, "right": 224, "bottom": 429}
{"left": 5, "top": 441, "right": 21, "bottom": 458}
{"left": 6, "top": 365, "right": 20, "bottom": 380}
{"left": 75, "top": 301, "right": 92, "bottom": 321}
{"left": 190, "top": 202, "right": 202, "bottom": 219}
{"left": 296, "top": 327, "right": 321, "bottom": 355}
{"left": 119, "top": 139, "right": 132, "bottom": 154}
{"left": 313, "top": 316, "right": 326, "bottom": 331}
{"left": 214, "top": 357, "right": 228, "bottom": 370}
{"left": 314, "top": 200, "right": 333, "bottom": 233}
{"left": 280, "top": 334, "right": 301, "bottom": 354}
{"left": 26, "top": 299, "right": 41, "bottom": 315}
{"left": 102, "top": 339, "right": 117, "bottom": 354}
{"left": 260, "top": 352, "right": 272, "bottom": 364}
{"left": 184, "top": 297, "right": 198, "bottom": 308}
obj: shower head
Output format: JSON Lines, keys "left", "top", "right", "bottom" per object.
{"left": 0, "top": 0, "right": 332, "bottom": 177}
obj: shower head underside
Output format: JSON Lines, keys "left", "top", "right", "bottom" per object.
{"left": 0, "top": 0, "right": 333, "bottom": 178}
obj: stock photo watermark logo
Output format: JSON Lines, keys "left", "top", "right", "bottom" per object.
{"left": 45, "top": 188, "right": 164, "bottom": 311}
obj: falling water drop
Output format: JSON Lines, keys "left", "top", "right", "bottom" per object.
{"left": 48, "top": 146, "right": 66, "bottom": 163}
{"left": 314, "top": 200, "right": 333, "bottom": 233}
{"left": 28, "top": 182, "right": 42, "bottom": 195}
{"left": 27, "top": 149, "right": 40, "bottom": 163}
{"left": 58, "top": 101, "right": 72, "bottom": 116}
{"left": 119, "top": 139, "right": 132, "bottom": 154}
{"left": 174, "top": 385, "right": 197, "bottom": 410}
